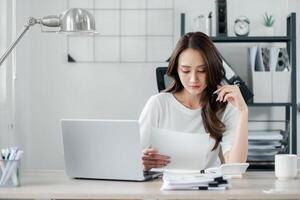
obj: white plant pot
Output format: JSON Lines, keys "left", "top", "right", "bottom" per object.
{"left": 264, "top": 26, "right": 274, "bottom": 36}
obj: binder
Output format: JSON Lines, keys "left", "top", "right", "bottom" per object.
{"left": 248, "top": 46, "right": 291, "bottom": 103}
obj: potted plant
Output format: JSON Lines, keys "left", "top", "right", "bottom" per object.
{"left": 263, "top": 13, "right": 275, "bottom": 36}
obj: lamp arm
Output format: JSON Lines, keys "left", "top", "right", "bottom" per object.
{"left": 0, "top": 17, "right": 38, "bottom": 66}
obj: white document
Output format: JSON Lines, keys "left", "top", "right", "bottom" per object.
{"left": 269, "top": 47, "right": 279, "bottom": 71}
{"left": 150, "top": 128, "right": 211, "bottom": 171}
{"left": 255, "top": 46, "right": 265, "bottom": 71}
{"left": 248, "top": 144, "right": 281, "bottom": 150}
{"left": 161, "top": 170, "right": 231, "bottom": 191}
{"left": 248, "top": 46, "right": 257, "bottom": 71}
{"left": 222, "top": 59, "right": 236, "bottom": 80}
{"left": 248, "top": 130, "right": 283, "bottom": 140}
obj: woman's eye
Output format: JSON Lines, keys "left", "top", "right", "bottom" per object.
{"left": 198, "top": 70, "right": 206, "bottom": 73}
{"left": 181, "top": 70, "right": 190, "bottom": 73}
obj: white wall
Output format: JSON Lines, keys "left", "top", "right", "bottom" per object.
{"left": 15, "top": 0, "right": 164, "bottom": 169}
{"left": 0, "top": 0, "right": 9, "bottom": 147}
{"left": 10, "top": 0, "right": 296, "bottom": 170}
{"left": 0, "top": 0, "right": 17, "bottom": 148}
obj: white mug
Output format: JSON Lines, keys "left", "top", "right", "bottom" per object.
{"left": 275, "top": 154, "right": 299, "bottom": 180}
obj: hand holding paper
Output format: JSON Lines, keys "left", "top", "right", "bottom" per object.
{"left": 150, "top": 128, "right": 212, "bottom": 171}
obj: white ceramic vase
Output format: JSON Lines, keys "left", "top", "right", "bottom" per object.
{"left": 264, "top": 26, "right": 274, "bottom": 36}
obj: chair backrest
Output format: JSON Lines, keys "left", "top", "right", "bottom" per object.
{"left": 156, "top": 67, "right": 170, "bottom": 92}
{"left": 156, "top": 67, "right": 167, "bottom": 92}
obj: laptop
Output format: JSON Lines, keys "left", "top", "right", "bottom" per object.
{"left": 61, "top": 119, "right": 161, "bottom": 181}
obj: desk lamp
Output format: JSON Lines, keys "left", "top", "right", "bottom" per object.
{"left": 0, "top": 8, "right": 96, "bottom": 65}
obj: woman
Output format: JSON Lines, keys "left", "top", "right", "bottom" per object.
{"left": 139, "top": 32, "right": 248, "bottom": 171}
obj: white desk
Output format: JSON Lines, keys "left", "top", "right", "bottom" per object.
{"left": 0, "top": 170, "right": 299, "bottom": 200}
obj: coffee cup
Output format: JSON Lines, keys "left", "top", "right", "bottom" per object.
{"left": 275, "top": 154, "right": 299, "bottom": 180}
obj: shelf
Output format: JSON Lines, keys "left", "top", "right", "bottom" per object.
{"left": 211, "top": 36, "right": 290, "bottom": 43}
{"left": 179, "top": 13, "right": 297, "bottom": 155}
{"left": 248, "top": 103, "right": 292, "bottom": 107}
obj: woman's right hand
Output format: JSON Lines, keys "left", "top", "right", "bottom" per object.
{"left": 142, "top": 148, "right": 170, "bottom": 171}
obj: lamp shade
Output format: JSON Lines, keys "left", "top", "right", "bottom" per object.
{"left": 59, "top": 8, "right": 96, "bottom": 34}
{"left": 0, "top": 8, "right": 96, "bottom": 66}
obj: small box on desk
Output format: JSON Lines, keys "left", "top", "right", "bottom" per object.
{"left": 0, "top": 160, "right": 21, "bottom": 187}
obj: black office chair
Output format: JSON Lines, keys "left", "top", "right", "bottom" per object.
{"left": 156, "top": 67, "right": 170, "bottom": 92}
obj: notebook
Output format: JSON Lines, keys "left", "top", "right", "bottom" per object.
{"left": 61, "top": 119, "right": 161, "bottom": 181}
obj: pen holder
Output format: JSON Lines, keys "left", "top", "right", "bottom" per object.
{"left": 0, "top": 160, "right": 21, "bottom": 187}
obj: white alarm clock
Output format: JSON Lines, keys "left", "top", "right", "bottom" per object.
{"left": 234, "top": 16, "right": 250, "bottom": 36}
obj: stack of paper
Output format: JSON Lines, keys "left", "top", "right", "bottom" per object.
{"left": 161, "top": 171, "right": 231, "bottom": 191}
{"left": 247, "top": 130, "right": 286, "bottom": 162}
{"left": 248, "top": 130, "right": 284, "bottom": 140}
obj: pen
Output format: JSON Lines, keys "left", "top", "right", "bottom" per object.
{"left": 198, "top": 186, "right": 227, "bottom": 191}
{"left": 2, "top": 149, "right": 9, "bottom": 160}
{"left": 213, "top": 88, "right": 220, "bottom": 95}
{"left": 10, "top": 150, "right": 23, "bottom": 186}
{"left": 0, "top": 153, "right": 5, "bottom": 173}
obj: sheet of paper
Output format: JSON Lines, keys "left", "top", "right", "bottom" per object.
{"left": 150, "top": 128, "right": 211, "bottom": 171}
{"left": 248, "top": 130, "right": 283, "bottom": 140}
{"left": 255, "top": 47, "right": 265, "bottom": 71}
{"left": 248, "top": 46, "right": 257, "bottom": 71}
{"left": 269, "top": 47, "right": 279, "bottom": 71}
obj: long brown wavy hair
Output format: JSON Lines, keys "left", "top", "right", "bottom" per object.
{"left": 165, "top": 32, "right": 227, "bottom": 151}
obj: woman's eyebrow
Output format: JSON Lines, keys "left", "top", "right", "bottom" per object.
{"left": 180, "top": 64, "right": 207, "bottom": 68}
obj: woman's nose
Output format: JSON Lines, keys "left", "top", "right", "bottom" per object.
{"left": 190, "top": 71, "right": 198, "bottom": 82}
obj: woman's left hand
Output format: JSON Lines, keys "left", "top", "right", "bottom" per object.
{"left": 215, "top": 85, "right": 248, "bottom": 112}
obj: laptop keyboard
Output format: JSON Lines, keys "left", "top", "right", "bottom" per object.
{"left": 143, "top": 170, "right": 163, "bottom": 180}
{"left": 144, "top": 171, "right": 158, "bottom": 176}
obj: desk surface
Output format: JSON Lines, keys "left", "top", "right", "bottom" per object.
{"left": 0, "top": 170, "right": 299, "bottom": 200}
